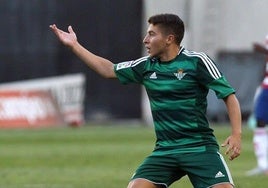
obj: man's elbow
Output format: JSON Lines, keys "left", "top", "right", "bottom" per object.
{"left": 102, "top": 69, "right": 117, "bottom": 79}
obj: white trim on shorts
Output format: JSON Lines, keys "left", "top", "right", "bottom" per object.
{"left": 206, "top": 152, "right": 235, "bottom": 188}
{"left": 130, "top": 178, "right": 168, "bottom": 188}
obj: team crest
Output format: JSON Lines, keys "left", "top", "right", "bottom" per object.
{"left": 174, "top": 69, "right": 187, "bottom": 80}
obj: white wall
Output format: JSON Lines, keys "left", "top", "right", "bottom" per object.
{"left": 220, "top": 0, "right": 268, "bottom": 50}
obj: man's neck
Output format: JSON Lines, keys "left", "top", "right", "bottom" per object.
{"left": 159, "top": 46, "right": 180, "bottom": 62}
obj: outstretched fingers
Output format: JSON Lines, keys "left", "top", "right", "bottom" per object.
{"left": 49, "top": 24, "right": 62, "bottom": 38}
{"left": 49, "top": 24, "right": 58, "bottom": 32}
{"left": 49, "top": 24, "right": 77, "bottom": 47}
{"left": 68, "top": 25, "right": 74, "bottom": 34}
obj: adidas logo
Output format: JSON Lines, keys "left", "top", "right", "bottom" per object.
{"left": 215, "top": 171, "right": 225, "bottom": 178}
{"left": 149, "top": 72, "right": 157, "bottom": 79}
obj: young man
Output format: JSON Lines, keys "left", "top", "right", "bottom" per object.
{"left": 50, "top": 13, "right": 242, "bottom": 188}
{"left": 246, "top": 35, "right": 268, "bottom": 176}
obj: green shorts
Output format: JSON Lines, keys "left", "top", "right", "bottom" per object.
{"left": 130, "top": 151, "right": 234, "bottom": 188}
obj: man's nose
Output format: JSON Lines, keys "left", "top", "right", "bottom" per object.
{"left": 143, "top": 35, "right": 148, "bottom": 44}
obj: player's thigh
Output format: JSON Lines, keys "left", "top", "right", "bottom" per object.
{"left": 182, "top": 151, "right": 234, "bottom": 188}
{"left": 127, "top": 178, "right": 163, "bottom": 188}
{"left": 131, "top": 154, "right": 185, "bottom": 187}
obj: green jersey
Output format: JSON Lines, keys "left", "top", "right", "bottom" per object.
{"left": 114, "top": 47, "right": 235, "bottom": 154}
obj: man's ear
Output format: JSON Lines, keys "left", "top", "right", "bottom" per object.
{"left": 166, "top": 34, "right": 175, "bottom": 45}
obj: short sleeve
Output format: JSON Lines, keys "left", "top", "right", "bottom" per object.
{"left": 196, "top": 53, "right": 235, "bottom": 99}
{"left": 114, "top": 57, "right": 147, "bottom": 84}
{"left": 207, "top": 77, "right": 235, "bottom": 99}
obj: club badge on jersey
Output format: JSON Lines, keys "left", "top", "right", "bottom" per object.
{"left": 174, "top": 69, "right": 187, "bottom": 80}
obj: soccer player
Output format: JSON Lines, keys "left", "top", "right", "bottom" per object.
{"left": 50, "top": 13, "right": 242, "bottom": 188}
{"left": 246, "top": 35, "right": 268, "bottom": 176}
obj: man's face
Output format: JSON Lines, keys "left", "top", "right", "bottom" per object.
{"left": 143, "top": 24, "right": 168, "bottom": 58}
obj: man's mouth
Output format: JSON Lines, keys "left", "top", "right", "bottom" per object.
{"left": 145, "top": 46, "right": 151, "bottom": 53}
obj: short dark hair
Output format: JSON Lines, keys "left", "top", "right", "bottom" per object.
{"left": 148, "top": 13, "right": 184, "bottom": 45}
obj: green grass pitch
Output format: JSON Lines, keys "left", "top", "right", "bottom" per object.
{"left": 0, "top": 123, "right": 266, "bottom": 187}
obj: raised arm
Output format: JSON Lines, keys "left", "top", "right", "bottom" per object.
{"left": 50, "top": 24, "right": 116, "bottom": 79}
{"left": 221, "top": 94, "right": 242, "bottom": 160}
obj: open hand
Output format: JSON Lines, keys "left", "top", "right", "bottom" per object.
{"left": 49, "top": 24, "right": 77, "bottom": 48}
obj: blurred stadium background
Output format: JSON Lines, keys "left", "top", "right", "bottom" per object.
{"left": 0, "top": 0, "right": 268, "bottom": 127}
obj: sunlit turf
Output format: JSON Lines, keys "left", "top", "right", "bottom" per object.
{"left": 0, "top": 123, "right": 265, "bottom": 188}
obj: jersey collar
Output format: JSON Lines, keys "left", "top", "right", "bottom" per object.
{"left": 178, "top": 46, "right": 185, "bottom": 55}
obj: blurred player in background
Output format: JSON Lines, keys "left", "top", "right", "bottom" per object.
{"left": 246, "top": 35, "right": 268, "bottom": 176}
{"left": 50, "top": 13, "right": 242, "bottom": 188}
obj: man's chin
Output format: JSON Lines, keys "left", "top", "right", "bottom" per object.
{"left": 148, "top": 53, "right": 156, "bottom": 58}
{"left": 146, "top": 52, "right": 158, "bottom": 58}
